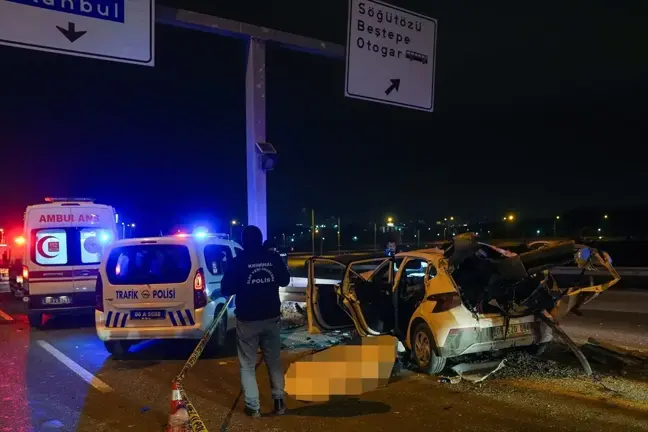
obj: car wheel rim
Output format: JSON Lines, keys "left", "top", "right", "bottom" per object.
{"left": 414, "top": 331, "right": 431, "bottom": 366}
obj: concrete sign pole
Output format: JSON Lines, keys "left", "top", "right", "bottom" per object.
{"left": 245, "top": 39, "right": 268, "bottom": 238}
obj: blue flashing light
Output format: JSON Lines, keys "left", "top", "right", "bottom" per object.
{"left": 193, "top": 227, "right": 209, "bottom": 239}
{"left": 99, "top": 232, "right": 111, "bottom": 244}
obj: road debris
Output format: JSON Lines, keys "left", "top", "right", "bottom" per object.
{"left": 450, "top": 359, "right": 506, "bottom": 383}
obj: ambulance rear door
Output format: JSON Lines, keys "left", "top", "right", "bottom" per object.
{"left": 26, "top": 206, "right": 76, "bottom": 300}
{"left": 70, "top": 204, "right": 117, "bottom": 302}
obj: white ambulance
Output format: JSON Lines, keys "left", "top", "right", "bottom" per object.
{"left": 95, "top": 233, "right": 242, "bottom": 356}
{"left": 22, "top": 198, "right": 118, "bottom": 327}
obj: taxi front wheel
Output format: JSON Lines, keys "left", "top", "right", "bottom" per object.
{"left": 104, "top": 341, "right": 131, "bottom": 358}
{"left": 412, "top": 323, "right": 446, "bottom": 375}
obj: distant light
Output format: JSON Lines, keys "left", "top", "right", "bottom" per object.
{"left": 450, "top": 216, "right": 454, "bottom": 221}
{"left": 387, "top": 222, "right": 394, "bottom": 227}
{"left": 508, "top": 215, "right": 515, "bottom": 221}
{"left": 536, "top": 230, "right": 541, "bottom": 234}
{"left": 290, "top": 238, "right": 295, "bottom": 242}
{"left": 437, "top": 233, "right": 440, "bottom": 236}
{"left": 115, "top": 213, "right": 119, "bottom": 224}
{"left": 353, "top": 236, "right": 358, "bottom": 241}
{"left": 387, "top": 217, "right": 393, "bottom": 223}
{"left": 604, "top": 215, "right": 608, "bottom": 219}
{"left": 598, "top": 228, "right": 601, "bottom": 232}
{"left": 232, "top": 220, "right": 238, "bottom": 226}
{"left": 556, "top": 216, "right": 560, "bottom": 220}
{"left": 14, "top": 236, "right": 25, "bottom": 245}
{"left": 130, "top": 223, "right": 136, "bottom": 228}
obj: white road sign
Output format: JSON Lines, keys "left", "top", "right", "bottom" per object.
{"left": 0, "top": 0, "right": 154, "bottom": 66}
{"left": 345, "top": 0, "right": 437, "bottom": 111}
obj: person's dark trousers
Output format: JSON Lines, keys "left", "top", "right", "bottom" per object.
{"left": 236, "top": 316, "right": 285, "bottom": 412}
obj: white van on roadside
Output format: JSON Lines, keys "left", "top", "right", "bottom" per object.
{"left": 22, "top": 198, "right": 118, "bottom": 327}
{"left": 95, "top": 233, "right": 242, "bottom": 357}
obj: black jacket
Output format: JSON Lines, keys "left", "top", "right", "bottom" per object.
{"left": 221, "top": 247, "right": 291, "bottom": 322}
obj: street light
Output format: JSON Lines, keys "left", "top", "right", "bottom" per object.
{"left": 604, "top": 214, "right": 609, "bottom": 219}
{"left": 230, "top": 219, "right": 238, "bottom": 239}
{"left": 320, "top": 237, "right": 325, "bottom": 256}
{"left": 507, "top": 214, "right": 515, "bottom": 221}
{"left": 554, "top": 216, "right": 560, "bottom": 237}
{"left": 386, "top": 216, "right": 394, "bottom": 228}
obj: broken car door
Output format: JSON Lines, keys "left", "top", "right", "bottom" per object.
{"left": 340, "top": 258, "right": 393, "bottom": 336}
{"left": 306, "top": 257, "right": 356, "bottom": 335}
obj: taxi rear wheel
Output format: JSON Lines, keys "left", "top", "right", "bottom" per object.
{"left": 104, "top": 341, "right": 131, "bottom": 358}
{"left": 412, "top": 323, "right": 446, "bottom": 375}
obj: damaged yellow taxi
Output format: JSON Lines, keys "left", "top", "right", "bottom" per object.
{"left": 305, "top": 234, "right": 619, "bottom": 374}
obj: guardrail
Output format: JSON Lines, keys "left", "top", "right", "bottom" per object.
{"left": 551, "top": 267, "right": 648, "bottom": 277}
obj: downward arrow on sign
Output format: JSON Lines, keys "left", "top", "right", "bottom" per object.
{"left": 56, "top": 22, "right": 87, "bottom": 43}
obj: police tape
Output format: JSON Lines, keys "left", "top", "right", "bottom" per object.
{"left": 176, "top": 381, "right": 208, "bottom": 432}
{"left": 175, "top": 296, "right": 234, "bottom": 382}
{"left": 167, "top": 296, "right": 234, "bottom": 432}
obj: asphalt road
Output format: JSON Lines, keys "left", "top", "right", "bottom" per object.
{"left": 0, "top": 289, "right": 647, "bottom": 432}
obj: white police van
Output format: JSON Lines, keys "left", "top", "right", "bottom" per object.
{"left": 95, "top": 232, "right": 242, "bottom": 356}
{"left": 22, "top": 197, "right": 118, "bottom": 327}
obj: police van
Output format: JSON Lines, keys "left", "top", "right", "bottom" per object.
{"left": 22, "top": 198, "right": 118, "bottom": 327}
{"left": 95, "top": 233, "right": 242, "bottom": 356}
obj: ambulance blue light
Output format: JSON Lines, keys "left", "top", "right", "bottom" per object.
{"left": 99, "top": 232, "right": 111, "bottom": 244}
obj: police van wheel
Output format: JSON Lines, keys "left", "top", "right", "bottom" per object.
{"left": 104, "top": 341, "right": 131, "bottom": 358}
{"left": 207, "top": 306, "right": 228, "bottom": 353}
{"left": 28, "top": 312, "right": 43, "bottom": 328}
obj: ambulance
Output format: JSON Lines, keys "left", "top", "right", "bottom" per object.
{"left": 95, "top": 233, "right": 242, "bottom": 356}
{"left": 22, "top": 198, "right": 118, "bottom": 327}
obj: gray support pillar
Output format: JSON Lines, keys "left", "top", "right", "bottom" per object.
{"left": 245, "top": 38, "right": 267, "bottom": 238}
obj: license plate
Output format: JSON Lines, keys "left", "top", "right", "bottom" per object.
{"left": 492, "top": 323, "right": 532, "bottom": 339}
{"left": 130, "top": 310, "right": 166, "bottom": 320}
{"left": 43, "top": 296, "right": 72, "bottom": 305}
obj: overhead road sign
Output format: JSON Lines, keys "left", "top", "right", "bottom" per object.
{"left": 345, "top": 0, "right": 437, "bottom": 112}
{"left": 0, "top": 0, "right": 154, "bottom": 66}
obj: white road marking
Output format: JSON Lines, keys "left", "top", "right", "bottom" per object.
{"left": 0, "top": 307, "right": 14, "bottom": 322}
{"left": 36, "top": 340, "right": 113, "bottom": 393}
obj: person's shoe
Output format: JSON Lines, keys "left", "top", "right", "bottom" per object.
{"left": 244, "top": 406, "right": 261, "bottom": 418}
{"left": 273, "top": 398, "right": 286, "bottom": 416}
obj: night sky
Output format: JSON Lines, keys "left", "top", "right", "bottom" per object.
{"left": 1, "top": 0, "right": 646, "bottom": 235}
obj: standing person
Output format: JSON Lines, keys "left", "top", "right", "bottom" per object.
{"left": 221, "top": 225, "right": 291, "bottom": 418}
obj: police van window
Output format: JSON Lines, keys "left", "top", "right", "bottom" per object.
{"left": 33, "top": 229, "right": 68, "bottom": 265}
{"left": 204, "top": 245, "right": 233, "bottom": 276}
{"left": 80, "top": 228, "right": 108, "bottom": 264}
{"left": 106, "top": 245, "right": 191, "bottom": 285}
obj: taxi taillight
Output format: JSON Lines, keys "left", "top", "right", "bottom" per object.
{"left": 95, "top": 275, "right": 104, "bottom": 312}
{"left": 193, "top": 268, "right": 207, "bottom": 309}
{"left": 22, "top": 266, "right": 29, "bottom": 280}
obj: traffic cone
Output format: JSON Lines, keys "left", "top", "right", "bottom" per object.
{"left": 166, "top": 381, "right": 190, "bottom": 432}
